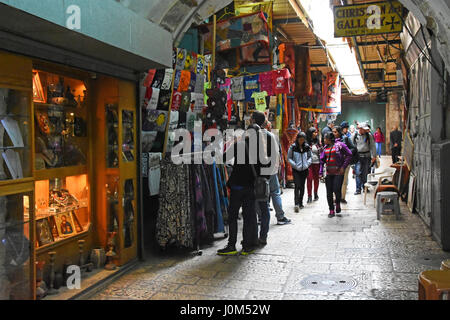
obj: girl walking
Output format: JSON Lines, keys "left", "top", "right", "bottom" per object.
{"left": 288, "top": 132, "right": 312, "bottom": 212}
{"left": 319, "top": 132, "right": 352, "bottom": 218}
{"left": 374, "top": 127, "right": 385, "bottom": 157}
{"left": 306, "top": 127, "right": 322, "bottom": 203}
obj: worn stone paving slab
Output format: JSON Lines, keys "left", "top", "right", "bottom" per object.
{"left": 89, "top": 157, "right": 448, "bottom": 301}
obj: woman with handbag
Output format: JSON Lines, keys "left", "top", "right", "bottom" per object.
{"left": 319, "top": 132, "right": 353, "bottom": 218}
{"left": 288, "top": 132, "right": 312, "bottom": 212}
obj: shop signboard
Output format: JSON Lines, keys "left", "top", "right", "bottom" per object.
{"left": 334, "top": 1, "right": 403, "bottom": 37}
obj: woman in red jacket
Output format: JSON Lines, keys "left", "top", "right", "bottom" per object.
{"left": 374, "top": 127, "right": 385, "bottom": 157}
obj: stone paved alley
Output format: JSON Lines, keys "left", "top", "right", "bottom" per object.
{"left": 88, "top": 157, "right": 450, "bottom": 300}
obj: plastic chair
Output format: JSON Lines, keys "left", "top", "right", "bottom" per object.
{"left": 442, "top": 260, "right": 450, "bottom": 271}
{"left": 364, "top": 167, "right": 397, "bottom": 206}
{"left": 418, "top": 270, "right": 450, "bottom": 300}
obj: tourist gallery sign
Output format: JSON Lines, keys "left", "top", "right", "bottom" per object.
{"left": 334, "top": 1, "right": 403, "bottom": 37}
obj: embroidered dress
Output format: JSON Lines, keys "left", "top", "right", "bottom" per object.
{"left": 156, "top": 160, "right": 194, "bottom": 248}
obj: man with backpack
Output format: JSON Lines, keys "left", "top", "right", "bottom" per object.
{"left": 353, "top": 122, "right": 376, "bottom": 195}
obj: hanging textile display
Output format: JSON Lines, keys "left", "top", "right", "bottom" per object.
{"left": 279, "top": 43, "right": 296, "bottom": 80}
{"left": 200, "top": 12, "right": 271, "bottom": 65}
{"left": 148, "top": 153, "right": 162, "bottom": 196}
{"left": 322, "top": 72, "right": 342, "bottom": 114}
{"left": 156, "top": 160, "right": 194, "bottom": 249}
{"left": 294, "top": 45, "right": 313, "bottom": 101}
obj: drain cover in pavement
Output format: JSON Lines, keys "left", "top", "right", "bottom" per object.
{"left": 300, "top": 274, "right": 358, "bottom": 292}
{"left": 413, "top": 255, "right": 450, "bottom": 267}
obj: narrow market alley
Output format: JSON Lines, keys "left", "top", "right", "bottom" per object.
{"left": 88, "top": 157, "right": 450, "bottom": 300}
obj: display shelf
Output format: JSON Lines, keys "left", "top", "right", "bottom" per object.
{"left": 34, "top": 102, "right": 82, "bottom": 109}
{"left": 35, "top": 165, "right": 87, "bottom": 181}
{"left": 35, "top": 226, "right": 91, "bottom": 254}
{"left": 35, "top": 203, "right": 89, "bottom": 221}
{"left": 0, "top": 146, "right": 26, "bottom": 149}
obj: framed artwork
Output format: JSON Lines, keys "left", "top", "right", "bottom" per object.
{"left": 71, "top": 211, "right": 84, "bottom": 233}
{"left": 55, "top": 213, "right": 75, "bottom": 237}
{"left": 36, "top": 218, "right": 54, "bottom": 247}
{"left": 33, "top": 71, "right": 46, "bottom": 103}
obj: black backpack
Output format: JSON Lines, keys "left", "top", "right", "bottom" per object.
{"left": 345, "top": 135, "right": 359, "bottom": 165}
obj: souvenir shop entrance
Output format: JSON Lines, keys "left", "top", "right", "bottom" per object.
{"left": 0, "top": 50, "right": 139, "bottom": 300}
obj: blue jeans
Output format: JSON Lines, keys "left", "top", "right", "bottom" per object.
{"left": 269, "top": 174, "right": 285, "bottom": 220}
{"left": 257, "top": 201, "right": 270, "bottom": 241}
{"left": 376, "top": 142, "right": 382, "bottom": 156}
{"left": 355, "top": 157, "right": 371, "bottom": 192}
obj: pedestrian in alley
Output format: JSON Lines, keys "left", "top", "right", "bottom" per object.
{"left": 319, "top": 132, "right": 353, "bottom": 218}
{"left": 374, "top": 127, "right": 385, "bottom": 158}
{"left": 321, "top": 120, "right": 334, "bottom": 146}
{"left": 306, "top": 127, "right": 322, "bottom": 203}
{"left": 262, "top": 119, "right": 292, "bottom": 226}
{"left": 349, "top": 124, "right": 356, "bottom": 137}
{"left": 218, "top": 125, "right": 261, "bottom": 256}
{"left": 288, "top": 132, "right": 312, "bottom": 212}
{"left": 390, "top": 125, "right": 403, "bottom": 164}
{"left": 340, "top": 121, "right": 351, "bottom": 138}
{"left": 251, "top": 111, "right": 290, "bottom": 246}
{"left": 332, "top": 125, "right": 356, "bottom": 204}
{"left": 353, "top": 122, "right": 376, "bottom": 195}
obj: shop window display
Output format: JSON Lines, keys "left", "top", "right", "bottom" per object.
{"left": 34, "top": 175, "right": 90, "bottom": 249}
{"left": 123, "top": 179, "right": 134, "bottom": 248}
{"left": 122, "top": 110, "right": 135, "bottom": 162}
{"left": 1, "top": 191, "right": 33, "bottom": 300}
{"left": 0, "top": 87, "right": 32, "bottom": 180}
{"left": 106, "top": 104, "right": 119, "bottom": 168}
{"left": 33, "top": 70, "right": 87, "bottom": 170}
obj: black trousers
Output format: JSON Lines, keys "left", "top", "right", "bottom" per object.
{"left": 293, "top": 169, "right": 308, "bottom": 206}
{"left": 325, "top": 175, "right": 344, "bottom": 211}
{"left": 227, "top": 187, "right": 258, "bottom": 248}
{"left": 391, "top": 147, "right": 401, "bottom": 164}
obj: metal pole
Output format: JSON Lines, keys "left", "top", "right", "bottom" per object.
{"left": 212, "top": 14, "right": 217, "bottom": 71}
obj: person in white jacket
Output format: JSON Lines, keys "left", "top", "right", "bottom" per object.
{"left": 287, "top": 132, "right": 312, "bottom": 212}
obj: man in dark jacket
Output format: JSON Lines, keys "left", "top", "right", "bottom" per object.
{"left": 321, "top": 120, "right": 334, "bottom": 145}
{"left": 390, "top": 126, "right": 402, "bottom": 164}
{"left": 218, "top": 126, "right": 260, "bottom": 256}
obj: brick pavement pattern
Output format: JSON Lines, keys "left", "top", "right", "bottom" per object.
{"left": 89, "top": 157, "right": 450, "bottom": 300}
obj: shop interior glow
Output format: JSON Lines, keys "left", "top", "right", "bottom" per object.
{"left": 298, "top": 0, "right": 368, "bottom": 95}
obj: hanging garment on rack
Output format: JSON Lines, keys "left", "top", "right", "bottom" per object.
{"left": 192, "top": 165, "right": 207, "bottom": 244}
{"left": 215, "top": 165, "right": 229, "bottom": 223}
{"left": 204, "top": 165, "right": 218, "bottom": 233}
{"left": 212, "top": 162, "right": 225, "bottom": 233}
{"left": 156, "top": 160, "right": 194, "bottom": 249}
{"left": 200, "top": 164, "right": 216, "bottom": 243}
{"left": 294, "top": 45, "right": 313, "bottom": 99}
